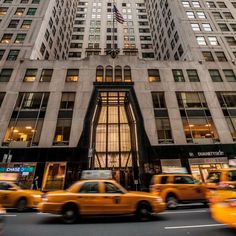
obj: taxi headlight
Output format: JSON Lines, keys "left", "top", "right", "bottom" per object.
{"left": 33, "top": 194, "right": 41, "bottom": 198}
{"left": 0, "top": 209, "right": 5, "bottom": 215}
{"left": 154, "top": 197, "right": 163, "bottom": 203}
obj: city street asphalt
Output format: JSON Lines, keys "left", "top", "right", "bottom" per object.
{"left": 2, "top": 205, "right": 236, "bottom": 236}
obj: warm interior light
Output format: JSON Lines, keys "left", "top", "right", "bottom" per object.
{"left": 25, "top": 126, "right": 32, "bottom": 129}
{"left": 13, "top": 129, "right": 19, "bottom": 133}
{"left": 189, "top": 124, "right": 195, "bottom": 127}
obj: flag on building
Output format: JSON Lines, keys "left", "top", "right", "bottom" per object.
{"left": 113, "top": 5, "right": 124, "bottom": 24}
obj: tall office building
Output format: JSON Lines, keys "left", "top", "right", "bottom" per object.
{"left": 146, "top": 0, "right": 236, "bottom": 61}
{"left": 0, "top": 0, "right": 236, "bottom": 191}
{"left": 0, "top": 0, "right": 77, "bottom": 60}
{"left": 68, "top": 0, "right": 154, "bottom": 59}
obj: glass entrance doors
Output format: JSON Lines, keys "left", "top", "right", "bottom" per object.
{"left": 89, "top": 91, "right": 139, "bottom": 188}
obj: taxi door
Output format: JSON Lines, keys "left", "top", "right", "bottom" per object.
{"left": 99, "top": 182, "right": 131, "bottom": 215}
{"left": 173, "top": 176, "right": 205, "bottom": 200}
{"left": 0, "top": 182, "right": 17, "bottom": 207}
{"left": 77, "top": 181, "right": 105, "bottom": 215}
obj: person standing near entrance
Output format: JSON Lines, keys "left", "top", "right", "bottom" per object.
{"left": 32, "top": 176, "right": 39, "bottom": 190}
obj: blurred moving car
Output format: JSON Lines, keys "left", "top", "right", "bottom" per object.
{"left": 38, "top": 179, "right": 166, "bottom": 223}
{"left": 150, "top": 174, "right": 207, "bottom": 209}
{"left": 0, "top": 205, "right": 5, "bottom": 234}
{"left": 205, "top": 168, "right": 236, "bottom": 190}
{"left": 0, "top": 181, "right": 42, "bottom": 212}
{"left": 209, "top": 184, "right": 236, "bottom": 229}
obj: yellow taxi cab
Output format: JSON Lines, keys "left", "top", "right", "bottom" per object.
{"left": 38, "top": 171, "right": 166, "bottom": 223}
{"left": 209, "top": 184, "right": 236, "bottom": 229}
{"left": 150, "top": 174, "right": 207, "bottom": 209}
{"left": 0, "top": 181, "right": 42, "bottom": 212}
{"left": 205, "top": 168, "right": 236, "bottom": 190}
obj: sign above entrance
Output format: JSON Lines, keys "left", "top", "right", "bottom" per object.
{"left": 0, "top": 166, "right": 34, "bottom": 173}
{"left": 81, "top": 170, "right": 112, "bottom": 180}
{"left": 189, "top": 157, "right": 228, "bottom": 165}
{"left": 189, "top": 151, "right": 225, "bottom": 157}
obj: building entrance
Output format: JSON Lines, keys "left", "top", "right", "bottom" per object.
{"left": 89, "top": 91, "right": 139, "bottom": 188}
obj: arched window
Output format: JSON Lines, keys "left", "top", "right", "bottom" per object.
{"left": 96, "top": 65, "right": 104, "bottom": 82}
{"left": 115, "top": 66, "right": 122, "bottom": 82}
{"left": 105, "top": 65, "right": 113, "bottom": 82}
{"left": 124, "top": 66, "right": 132, "bottom": 82}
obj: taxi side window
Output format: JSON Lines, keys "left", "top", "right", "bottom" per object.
{"left": 105, "top": 182, "right": 122, "bottom": 193}
{"left": 174, "top": 176, "right": 194, "bottom": 184}
{"left": 79, "top": 182, "right": 99, "bottom": 193}
{"left": 228, "top": 171, "right": 236, "bottom": 181}
{"left": 0, "top": 182, "right": 11, "bottom": 190}
{"left": 206, "top": 172, "right": 221, "bottom": 183}
{"left": 161, "top": 176, "right": 168, "bottom": 184}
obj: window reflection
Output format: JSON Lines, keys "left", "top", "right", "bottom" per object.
{"left": 217, "top": 92, "right": 236, "bottom": 140}
{"left": 177, "top": 92, "right": 219, "bottom": 143}
{"left": 3, "top": 92, "right": 49, "bottom": 146}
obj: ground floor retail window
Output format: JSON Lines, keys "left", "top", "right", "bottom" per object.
{"left": 0, "top": 162, "right": 36, "bottom": 189}
{"left": 189, "top": 159, "right": 228, "bottom": 182}
{"left": 42, "top": 162, "right": 66, "bottom": 191}
{"left": 160, "top": 159, "right": 183, "bottom": 173}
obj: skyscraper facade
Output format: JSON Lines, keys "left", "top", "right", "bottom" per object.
{"left": 0, "top": 0, "right": 236, "bottom": 191}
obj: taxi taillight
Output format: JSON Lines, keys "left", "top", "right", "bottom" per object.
{"left": 225, "top": 198, "right": 236, "bottom": 207}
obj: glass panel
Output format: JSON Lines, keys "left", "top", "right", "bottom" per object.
{"left": 95, "top": 125, "right": 106, "bottom": 152}
{"left": 93, "top": 92, "right": 135, "bottom": 169}
{"left": 42, "top": 162, "right": 66, "bottom": 191}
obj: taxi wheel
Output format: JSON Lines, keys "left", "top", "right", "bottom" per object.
{"left": 136, "top": 202, "right": 152, "bottom": 221}
{"left": 166, "top": 195, "right": 178, "bottom": 209}
{"left": 62, "top": 204, "right": 78, "bottom": 224}
{"left": 16, "top": 198, "right": 27, "bottom": 212}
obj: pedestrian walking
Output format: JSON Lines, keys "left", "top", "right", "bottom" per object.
{"left": 32, "top": 176, "right": 39, "bottom": 190}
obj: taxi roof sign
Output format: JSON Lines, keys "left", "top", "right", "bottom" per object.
{"left": 81, "top": 170, "right": 112, "bottom": 180}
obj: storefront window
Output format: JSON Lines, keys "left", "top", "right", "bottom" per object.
{"left": 0, "top": 163, "right": 36, "bottom": 189}
{"left": 42, "top": 162, "right": 66, "bottom": 191}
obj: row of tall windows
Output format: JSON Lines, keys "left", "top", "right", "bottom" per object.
{"left": 151, "top": 91, "right": 236, "bottom": 144}
{"left": 1, "top": 67, "right": 236, "bottom": 83}
{"left": 96, "top": 65, "right": 132, "bottom": 82}
{"left": 3, "top": 92, "right": 75, "bottom": 147}
{"left": 2, "top": 90, "right": 236, "bottom": 146}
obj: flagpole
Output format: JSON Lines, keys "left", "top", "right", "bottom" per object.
{"left": 112, "top": 0, "right": 115, "bottom": 51}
